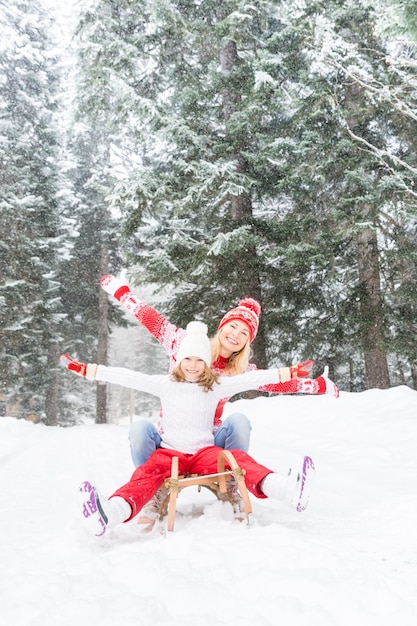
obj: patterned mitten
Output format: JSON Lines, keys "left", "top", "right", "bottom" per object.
{"left": 60, "top": 354, "right": 97, "bottom": 381}
{"left": 295, "top": 367, "right": 339, "bottom": 398}
{"left": 100, "top": 274, "right": 131, "bottom": 301}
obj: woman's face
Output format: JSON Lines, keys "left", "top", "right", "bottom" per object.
{"left": 218, "top": 320, "right": 250, "bottom": 357}
{"left": 180, "top": 356, "right": 206, "bottom": 380}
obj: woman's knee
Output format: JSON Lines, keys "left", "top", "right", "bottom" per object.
{"left": 215, "top": 412, "right": 251, "bottom": 452}
{"left": 225, "top": 412, "right": 251, "bottom": 430}
{"left": 129, "top": 419, "right": 157, "bottom": 442}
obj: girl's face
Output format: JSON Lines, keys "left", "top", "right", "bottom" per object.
{"left": 218, "top": 320, "right": 250, "bottom": 357}
{"left": 180, "top": 356, "right": 206, "bottom": 380}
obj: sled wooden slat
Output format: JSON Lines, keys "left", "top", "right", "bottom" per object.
{"left": 163, "top": 450, "right": 252, "bottom": 531}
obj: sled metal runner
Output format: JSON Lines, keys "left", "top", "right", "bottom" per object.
{"left": 160, "top": 450, "right": 253, "bottom": 531}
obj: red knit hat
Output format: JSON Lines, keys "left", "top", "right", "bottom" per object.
{"left": 217, "top": 298, "right": 261, "bottom": 343}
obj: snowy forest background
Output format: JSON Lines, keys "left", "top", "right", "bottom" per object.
{"left": 1, "top": 0, "right": 417, "bottom": 426}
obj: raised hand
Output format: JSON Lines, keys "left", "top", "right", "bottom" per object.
{"left": 60, "top": 354, "right": 97, "bottom": 381}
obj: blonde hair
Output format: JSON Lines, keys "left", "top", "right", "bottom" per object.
{"left": 171, "top": 363, "right": 220, "bottom": 392}
{"left": 209, "top": 330, "right": 252, "bottom": 375}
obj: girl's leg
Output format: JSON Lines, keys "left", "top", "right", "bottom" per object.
{"left": 129, "top": 420, "right": 162, "bottom": 467}
{"left": 112, "top": 449, "right": 181, "bottom": 521}
{"left": 214, "top": 412, "right": 251, "bottom": 452}
{"left": 187, "top": 446, "right": 223, "bottom": 475}
{"left": 82, "top": 446, "right": 177, "bottom": 536}
{"left": 231, "top": 450, "right": 315, "bottom": 511}
{"left": 78, "top": 482, "right": 132, "bottom": 536}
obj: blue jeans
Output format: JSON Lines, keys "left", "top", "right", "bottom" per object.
{"left": 128, "top": 412, "right": 252, "bottom": 467}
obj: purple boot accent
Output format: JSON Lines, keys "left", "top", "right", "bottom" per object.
{"left": 295, "top": 456, "right": 315, "bottom": 512}
{"left": 78, "top": 481, "right": 108, "bottom": 536}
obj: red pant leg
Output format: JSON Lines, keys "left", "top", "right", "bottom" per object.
{"left": 186, "top": 446, "right": 223, "bottom": 475}
{"left": 110, "top": 448, "right": 182, "bottom": 521}
{"left": 188, "top": 446, "right": 272, "bottom": 499}
{"left": 111, "top": 446, "right": 273, "bottom": 523}
{"left": 228, "top": 449, "right": 273, "bottom": 498}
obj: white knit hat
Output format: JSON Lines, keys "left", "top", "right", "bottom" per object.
{"left": 176, "top": 321, "right": 212, "bottom": 368}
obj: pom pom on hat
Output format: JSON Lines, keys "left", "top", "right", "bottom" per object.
{"left": 217, "top": 297, "right": 261, "bottom": 343}
{"left": 176, "top": 321, "right": 212, "bottom": 368}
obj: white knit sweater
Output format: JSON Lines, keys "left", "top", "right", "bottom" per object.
{"left": 96, "top": 366, "right": 281, "bottom": 454}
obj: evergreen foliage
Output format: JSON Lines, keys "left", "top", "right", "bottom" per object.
{"left": 59, "top": 128, "right": 122, "bottom": 358}
{"left": 74, "top": 0, "right": 417, "bottom": 388}
{"left": 0, "top": 0, "right": 67, "bottom": 422}
{"left": 57, "top": 114, "right": 126, "bottom": 423}
{"left": 2, "top": 0, "right": 417, "bottom": 419}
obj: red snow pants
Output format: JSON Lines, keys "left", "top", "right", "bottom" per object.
{"left": 111, "top": 445, "right": 273, "bottom": 522}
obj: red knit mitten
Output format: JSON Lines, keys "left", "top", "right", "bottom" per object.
{"left": 100, "top": 275, "right": 131, "bottom": 301}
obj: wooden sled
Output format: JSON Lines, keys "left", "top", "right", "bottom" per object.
{"left": 162, "top": 450, "right": 253, "bottom": 531}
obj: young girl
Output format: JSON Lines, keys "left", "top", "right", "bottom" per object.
{"left": 61, "top": 321, "right": 315, "bottom": 537}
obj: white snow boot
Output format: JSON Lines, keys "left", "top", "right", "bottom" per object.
{"left": 78, "top": 481, "right": 131, "bottom": 536}
{"left": 261, "top": 456, "right": 315, "bottom": 512}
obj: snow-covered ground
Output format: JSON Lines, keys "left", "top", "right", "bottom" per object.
{"left": 1, "top": 386, "right": 417, "bottom": 626}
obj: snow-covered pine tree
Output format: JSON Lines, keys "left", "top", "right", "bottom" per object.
{"left": 0, "top": 0, "right": 69, "bottom": 423}
{"left": 59, "top": 5, "right": 129, "bottom": 423}
{"left": 262, "top": 1, "right": 417, "bottom": 388}
{"left": 58, "top": 124, "right": 125, "bottom": 424}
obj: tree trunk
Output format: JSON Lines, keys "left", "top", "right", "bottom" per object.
{"left": 349, "top": 359, "right": 354, "bottom": 392}
{"left": 220, "top": 39, "right": 267, "bottom": 369}
{"left": 96, "top": 245, "right": 108, "bottom": 423}
{"left": 343, "top": 77, "right": 390, "bottom": 390}
{"left": 45, "top": 342, "right": 59, "bottom": 426}
{"left": 411, "top": 367, "right": 417, "bottom": 390}
{"left": 356, "top": 221, "right": 390, "bottom": 389}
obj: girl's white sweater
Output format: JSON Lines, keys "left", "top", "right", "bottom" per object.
{"left": 96, "top": 366, "right": 281, "bottom": 454}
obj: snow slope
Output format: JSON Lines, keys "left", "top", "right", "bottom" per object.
{"left": 1, "top": 386, "right": 417, "bottom": 626}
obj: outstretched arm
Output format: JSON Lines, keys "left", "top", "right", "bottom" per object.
{"left": 243, "top": 360, "right": 339, "bottom": 397}
{"left": 100, "top": 275, "right": 185, "bottom": 366}
{"left": 256, "top": 359, "right": 312, "bottom": 393}
{"left": 259, "top": 365, "right": 339, "bottom": 398}
{"left": 60, "top": 354, "right": 164, "bottom": 396}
